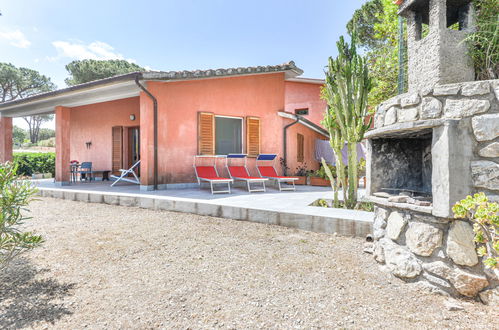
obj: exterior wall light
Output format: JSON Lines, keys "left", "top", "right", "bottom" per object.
{"left": 130, "top": 114, "right": 136, "bottom": 121}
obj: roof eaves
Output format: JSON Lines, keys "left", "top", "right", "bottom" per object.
{"left": 278, "top": 111, "right": 329, "bottom": 138}
{"left": 0, "top": 71, "right": 142, "bottom": 109}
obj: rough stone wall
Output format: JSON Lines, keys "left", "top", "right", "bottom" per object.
{"left": 406, "top": 0, "right": 475, "bottom": 91}
{"left": 373, "top": 80, "right": 499, "bottom": 202}
{"left": 370, "top": 79, "right": 499, "bottom": 302}
{"left": 372, "top": 205, "right": 498, "bottom": 302}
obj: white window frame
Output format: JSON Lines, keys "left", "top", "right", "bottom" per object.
{"left": 214, "top": 115, "right": 244, "bottom": 155}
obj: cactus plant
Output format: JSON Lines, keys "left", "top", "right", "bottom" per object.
{"left": 321, "top": 35, "right": 373, "bottom": 209}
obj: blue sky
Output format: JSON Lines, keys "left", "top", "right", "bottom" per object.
{"left": 1, "top": 0, "right": 366, "bottom": 127}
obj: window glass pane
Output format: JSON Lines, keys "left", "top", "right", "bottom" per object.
{"left": 215, "top": 117, "right": 242, "bottom": 155}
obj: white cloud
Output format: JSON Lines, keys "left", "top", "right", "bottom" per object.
{"left": 49, "top": 40, "right": 135, "bottom": 63}
{"left": 0, "top": 29, "right": 31, "bottom": 48}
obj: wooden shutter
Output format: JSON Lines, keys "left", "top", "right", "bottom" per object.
{"left": 297, "top": 133, "right": 304, "bottom": 163}
{"left": 112, "top": 126, "right": 123, "bottom": 174}
{"left": 246, "top": 116, "right": 260, "bottom": 157}
{"left": 198, "top": 112, "right": 215, "bottom": 155}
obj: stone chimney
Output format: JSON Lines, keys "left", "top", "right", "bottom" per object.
{"left": 398, "top": 0, "right": 475, "bottom": 91}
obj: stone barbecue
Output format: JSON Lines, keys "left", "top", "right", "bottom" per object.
{"left": 365, "top": 0, "right": 498, "bottom": 302}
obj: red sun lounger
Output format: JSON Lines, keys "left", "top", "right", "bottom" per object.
{"left": 194, "top": 156, "right": 233, "bottom": 194}
{"left": 256, "top": 154, "right": 298, "bottom": 191}
{"left": 226, "top": 154, "right": 268, "bottom": 193}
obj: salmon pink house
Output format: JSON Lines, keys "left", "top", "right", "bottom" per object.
{"left": 0, "top": 61, "right": 329, "bottom": 190}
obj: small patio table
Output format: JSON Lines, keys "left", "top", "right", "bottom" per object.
{"left": 69, "top": 164, "right": 80, "bottom": 183}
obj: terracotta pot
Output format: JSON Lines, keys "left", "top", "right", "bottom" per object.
{"left": 294, "top": 176, "right": 307, "bottom": 185}
{"left": 310, "top": 177, "right": 332, "bottom": 187}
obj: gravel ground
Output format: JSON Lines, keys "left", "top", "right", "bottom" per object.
{"left": 0, "top": 198, "right": 497, "bottom": 329}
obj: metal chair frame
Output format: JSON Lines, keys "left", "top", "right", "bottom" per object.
{"left": 226, "top": 154, "right": 267, "bottom": 193}
{"left": 193, "top": 156, "right": 233, "bottom": 194}
{"left": 110, "top": 160, "right": 141, "bottom": 186}
{"left": 256, "top": 154, "right": 297, "bottom": 191}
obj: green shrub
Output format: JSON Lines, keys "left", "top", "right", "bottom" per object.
{"left": 13, "top": 152, "right": 55, "bottom": 177}
{"left": 310, "top": 163, "right": 337, "bottom": 179}
{"left": 37, "top": 137, "right": 56, "bottom": 148}
{"left": 466, "top": 0, "right": 499, "bottom": 80}
{"left": 452, "top": 193, "right": 499, "bottom": 270}
{"left": 0, "top": 162, "right": 42, "bottom": 269}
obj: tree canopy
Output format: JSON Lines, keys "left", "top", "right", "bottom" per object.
{"left": 64, "top": 59, "right": 145, "bottom": 86}
{"left": 346, "top": 0, "right": 384, "bottom": 50}
{"left": 0, "top": 62, "right": 56, "bottom": 102}
{"left": 0, "top": 63, "right": 56, "bottom": 144}
{"left": 346, "top": 0, "right": 404, "bottom": 110}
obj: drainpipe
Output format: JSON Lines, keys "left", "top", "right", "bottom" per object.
{"left": 135, "top": 76, "right": 158, "bottom": 190}
{"left": 283, "top": 117, "right": 300, "bottom": 176}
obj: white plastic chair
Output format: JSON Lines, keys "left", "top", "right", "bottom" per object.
{"left": 110, "top": 160, "right": 141, "bottom": 186}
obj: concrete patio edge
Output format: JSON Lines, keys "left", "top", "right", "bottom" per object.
{"left": 36, "top": 187, "right": 373, "bottom": 238}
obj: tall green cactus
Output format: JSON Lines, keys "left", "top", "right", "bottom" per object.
{"left": 321, "top": 35, "right": 373, "bottom": 209}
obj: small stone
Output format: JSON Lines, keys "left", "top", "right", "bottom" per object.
{"left": 380, "top": 96, "right": 401, "bottom": 109}
{"left": 413, "top": 213, "right": 450, "bottom": 225}
{"left": 421, "top": 87, "right": 433, "bottom": 96}
{"left": 373, "top": 241, "right": 385, "bottom": 263}
{"left": 492, "top": 80, "right": 499, "bottom": 101}
{"left": 444, "top": 99, "right": 490, "bottom": 118}
{"left": 414, "top": 200, "right": 432, "bottom": 206}
{"left": 381, "top": 238, "right": 422, "bottom": 279}
{"left": 461, "top": 81, "right": 490, "bottom": 96}
{"left": 397, "top": 107, "right": 419, "bottom": 122}
{"left": 385, "top": 211, "right": 407, "bottom": 240}
{"left": 401, "top": 93, "right": 420, "bottom": 107}
{"left": 471, "top": 161, "right": 499, "bottom": 191}
{"left": 374, "top": 228, "right": 386, "bottom": 241}
{"left": 373, "top": 192, "right": 392, "bottom": 198}
{"left": 374, "top": 112, "right": 385, "bottom": 128}
{"left": 405, "top": 222, "right": 442, "bottom": 256}
{"left": 472, "top": 113, "right": 499, "bottom": 141}
{"left": 450, "top": 269, "right": 489, "bottom": 297}
{"left": 446, "top": 221, "right": 479, "bottom": 267}
{"left": 433, "top": 84, "right": 461, "bottom": 96}
{"left": 384, "top": 107, "right": 397, "bottom": 125}
{"left": 423, "top": 261, "right": 453, "bottom": 279}
{"left": 444, "top": 299, "right": 464, "bottom": 311}
{"left": 405, "top": 197, "right": 417, "bottom": 204}
{"left": 373, "top": 207, "right": 388, "bottom": 241}
{"left": 420, "top": 97, "right": 442, "bottom": 119}
{"left": 424, "top": 261, "right": 489, "bottom": 298}
{"left": 363, "top": 242, "right": 374, "bottom": 254}
{"left": 374, "top": 206, "right": 389, "bottom": 223}
{"left": 388, "top": 195, "right": 409, "bottom": 203}
{"left": 478, "top": 142, "right": 499, "bottom": 158}
{"left": 423, "top": 272, "right": 451, "bottom": 288}
{"left": 479, "top": 287, "right": 499, "bottom": 306}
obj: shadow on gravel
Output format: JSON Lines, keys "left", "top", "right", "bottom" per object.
{"left": 0, "top": 258, "right": 75, "bottom": 329}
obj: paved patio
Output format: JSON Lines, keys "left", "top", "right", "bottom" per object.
{"left": 35, "top": 180, "right": 373, "bottom": 237}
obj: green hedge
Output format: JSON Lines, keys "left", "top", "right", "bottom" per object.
{"left": 13, "top": 152, "right": 55, "bottom": 177}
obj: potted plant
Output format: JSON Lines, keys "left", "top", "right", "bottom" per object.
{"left": 294, "top": 163, "right": 310, "bottom": 185}
{"left": 309, "top": 163, "right": 336, "bottom": 186}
